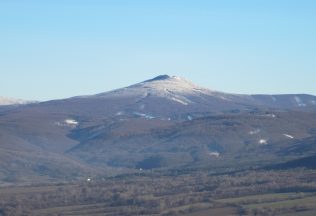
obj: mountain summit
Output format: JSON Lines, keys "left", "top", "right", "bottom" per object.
{"left": 144, "top": 74, "right": 172, "bottom": 82}
{"left": 140, "top": 75, "right": 208, "bottom": 93}
{"left": 100, "top": 74, "right": 208, "bottom": 93}
{"left": 96, "top": 75, "right": 214, "bottom": 104}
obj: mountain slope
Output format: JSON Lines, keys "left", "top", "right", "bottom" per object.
{"left": 0, "top": 75, "right": 316, "bottom": 183}
{"left": 67, "top": 110, "right": 316, "bottom": 169}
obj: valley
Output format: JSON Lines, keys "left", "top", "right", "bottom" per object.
{"left": 1, "top": 168, "right": 316, "bottom": 215}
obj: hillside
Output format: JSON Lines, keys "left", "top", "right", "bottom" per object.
{"left": 0, "top": 75, "right": 316, "bottom": 183}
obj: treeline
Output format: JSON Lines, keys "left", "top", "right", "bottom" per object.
{"left": 0, "top": 168, "right": 316, "bottom": 215}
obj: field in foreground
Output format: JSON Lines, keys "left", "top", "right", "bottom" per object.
{"left": 1, "top": 168, "right": 316, "bottom": 216}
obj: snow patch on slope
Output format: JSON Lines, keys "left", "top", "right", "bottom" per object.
{"left": 133, "top": 112, "right": 155, "bottom": 119}
{"left": 294, "top": 96, "right": 306, "bottom": 107}
{"left": 209, "top": 151, "right": 220, "bottom": 158}
{"left": 55, "top": 119, "right": 79, "bottom": 128}
{"left": 249, "top": 129, "right": 260, "bottom": 135}
{"left": 116, "top": 111, "right": 124, "bottom": 116}
{"left": 170, "top": 97, "right": 190, "bottom": 105}
{"left": 283, "top": 134, "right": 294, "bottom": 139}
{"left": 259, "top": 139, "right": 268, "bottom": 145}
{"left": 64, "top": 119, "right": 78, "bottom": 126}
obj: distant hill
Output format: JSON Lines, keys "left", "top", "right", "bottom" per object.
{"left": 0, "top": 96, "right": 35, "bottom": 106}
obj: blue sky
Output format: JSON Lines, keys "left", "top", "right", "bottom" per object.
{"left": 1, "top": 0, "right": 316, "bottom": 100}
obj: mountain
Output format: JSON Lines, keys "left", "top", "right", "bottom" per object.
{"left": 0, "top": 96, "right": 34, "bottom": 106}
{"left": 0, "top": 75, "right": 316, "bottom": 184}
{"left": 17, "top": 75, "right": 316, "bottom": 119}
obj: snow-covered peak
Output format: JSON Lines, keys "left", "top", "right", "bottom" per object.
{"left": 139, "top": 75, "right": 205, "bottom": 93}
{"left": 0, "top": 96, "right": 33, "bottom": 106}
{"left": 143, "top": 75, "right": 172, "bottom": 82}
{"left": 95, "top": 75, "right": 216, "bottom": 105}
{"left": 143, "top": 75, "right": 191, "bottom": 83}
{"left": 114, "top": 75, "right": 212, "bottom": 95}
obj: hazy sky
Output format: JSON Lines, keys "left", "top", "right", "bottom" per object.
{"left": 1, "top": 0, "right": 316, "bottom": 101}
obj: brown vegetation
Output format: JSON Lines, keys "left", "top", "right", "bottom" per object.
{"left": 0, "top": 168, "right": 316, "bottom": 215}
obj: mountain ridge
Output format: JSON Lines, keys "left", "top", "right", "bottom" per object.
{"left": 0, "top": 96, "right": 35, "bottom": 106}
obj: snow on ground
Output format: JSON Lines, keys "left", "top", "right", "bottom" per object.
{"left": 311, "top": 100, "right": 316, "bottom": 105}
{"left": 64, "top": 119, "right": 78, "bottom": 126}
{"left": 249, "top": 129, "right": 260, "bottom": 135}
{"left": 283, "top": 134, "right": 294, "bottom": 139}
{"left": 294, "top": 96, "right": 301, "bottom": 103}
{"left": 55, "top": 119, "right": 79, "bottom": 128}
{"left": 265, "top": 114, "right": 276, "bottom": 118}
{"left": 271, "top": 96, "right": 277, "bottom": 102}
{"left": 187, "top": 115, "right": 193, "bottom": 121}
{"left": 294, "top": 96, "right": 306, "bottom": 107}
{"left": 142, "top": 76, "right": 204, "bottom": 94}
{"left": 0, "top": 96, "right": 33, "bottom": 106}
{"left": 96, "top": 75, "right": 217, "bottom": 103}
{"left": 133, "top": 112, "right": 155, "bottom": 119}
{"left": 170, "top": 97, "right": 189, "bottom": 105}
{"left": 116, "top": 111, "right": 124, "bottom": 116}
{"left": 259, "top": 139, "right": 268, "bottom": 145}
{"left": 258, "top": 114, "right": 276, "bottom": 118}
{"left": 209, "top": 151, "right": 220, "bottom": 157}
